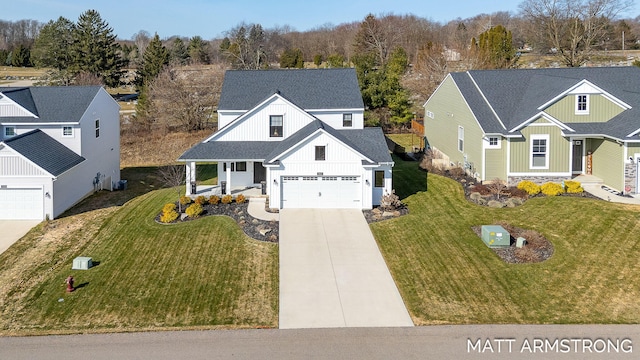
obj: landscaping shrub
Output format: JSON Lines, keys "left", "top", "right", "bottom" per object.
{"left": 179, "top": 195, "right": 192, "bottom": 205}
{"left": 162, "top": 203, "right": 177, "bottom": 213}
{"left": 208, "top": 195, "right": 220, "bottom": 204}
{"left": 380, "top": 190, "right": 403, "bottom": 211}
{"left": 221, "top": 194, "right": 233, "bottom": 204}
{"left": 185, "top": 203, "right": 203, "bottom": 218}
{"left": 160, "top": 209, "right": 179, "bottom": 223}
{"left": 506, "top": 187, "right": 529, "bottom": 199}
{"left": 470, "top": 184, "right": 491, "bottom": 195}
{"left": 517, "top": 180, "right": 541, "bottom": 196}
{"left": 541, "top": 182, "right": 564, "bottom": 196}
{"left": 564, "top": 180, "right": 584, "bottom": 194}
{"left": 447, "top": 166, "right": 466, "bottom": 180}
{"left": 235, "top": 194, "right": 246, "bottom": 204}
{"left": 194, "top": 195, "right": 207, "bottom": 205}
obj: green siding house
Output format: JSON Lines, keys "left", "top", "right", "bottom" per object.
{"left": 423, "top": 67, "right": 640, "bottom": 194}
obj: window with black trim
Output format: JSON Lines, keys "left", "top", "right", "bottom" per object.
{"left": 576, "top": 94, "right": 588, "bottom": 114}
{"left": 95, "top": 119, "right": 100, "bottom": 138}
{"left": 63, "top": 126, "right": 73, "bottom": 137}
{"left": 343, "top": 113, "right": 352, "bottom": 127}
{"left": 374, "top": 171, "right": 384, "bottom": 187}
{"left": 235, "top": 161, "right": 247, "bottom": 171}
{"left": 315, "top": 146, "right": 326, "bottom": 161}
{"left": 270, "top": 115, "right": 283, "bottom": 137}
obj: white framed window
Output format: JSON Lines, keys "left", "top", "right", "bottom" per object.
{"left": 62, "top": 126, "right": 73, "bottom": 137}
{"left": 4, "top": 126, "right": 16, "bottom": 138}
{"left": 342, "top": 113, "right": 352, "bottom": 127}
{"left": 486, "top": 136, "right": 501, "bottom": 149}
{"left": 576, "top": 94, "right": 589, "bottom": 114}
{"left": 270, "top": 115, "right": 283, "bottom": 137}
{"left": 426, "top": 110, "right": 434, "bottom": 119}
{"left": 458, "top": 126, "right": 464, "bottom": 153}
{"left": 530, "top": 134, "right": 549, "bottom": 169}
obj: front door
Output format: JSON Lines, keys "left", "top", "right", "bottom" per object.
{"left": 253, "top": 162, "right": 266, "bottom": 184}
{"left": 572, "top": 140, "right": 584, "bottom": 174}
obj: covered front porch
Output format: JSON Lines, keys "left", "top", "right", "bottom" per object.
{"left": 183, "top": 160, "right": 268, "bottom": 197}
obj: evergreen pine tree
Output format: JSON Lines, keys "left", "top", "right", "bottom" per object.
{"left": 70, "top": 9, "right": 125, "bottom": 87}
{"left": 31, "top": 17, "right": 74, "bottom": 70}
{"left": 170, "top": 37, "right": 189, "bottom": 65}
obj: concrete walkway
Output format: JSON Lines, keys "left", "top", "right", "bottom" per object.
{"left": 0, "top": 220, "right": 40, "bottom": 255}
{"left": 583, "top": 185, "right": 640, "bottom": 205}
{"left": 279, "top": 209, "right": 413, "bottom": 329}
{"left": 247, "top": 197, "right": 279, "bottom": 221}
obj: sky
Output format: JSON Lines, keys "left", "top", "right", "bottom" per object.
{"left": 4, "top": 0, "right": 640, "bottom": 40}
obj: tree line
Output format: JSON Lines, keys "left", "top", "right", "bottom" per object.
{"left": 2, "top": 0, "right": 639, "bottom": 131}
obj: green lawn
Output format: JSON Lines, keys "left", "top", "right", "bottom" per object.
{"left": 0, "top": 165, "right": 277, "bottom": 335}
{"left": 386, "top": 133, "right": 422, "bottom": 153}
{"left": 372, "top": 158, "right": 640, "bottom": 324}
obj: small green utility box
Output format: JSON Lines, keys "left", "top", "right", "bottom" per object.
{"left": 481, "top": 225, "right": 510, "bottom": 248}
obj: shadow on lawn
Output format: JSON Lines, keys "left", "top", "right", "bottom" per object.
{"left": 59, "top": 167, "right": 166, "bottom": 218}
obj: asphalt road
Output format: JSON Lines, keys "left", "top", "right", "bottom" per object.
{"left": 1, "top": 325, "right": 638, "bottom": 359}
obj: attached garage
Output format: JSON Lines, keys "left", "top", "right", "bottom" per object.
{"left": 281, "top": 175, "right": 361, "bottom": 209}
{"left": 0, "top": 187, "right": 44, "bottom": 220}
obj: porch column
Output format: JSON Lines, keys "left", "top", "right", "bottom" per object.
{"left": 225, "top": 161, "right": 231, "bottom": 195}
{"left": 185, "top": 161, "right": 196, "bottom": 195}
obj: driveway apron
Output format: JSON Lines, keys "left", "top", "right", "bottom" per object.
{"left": 279, "top": 209, "right": 413, "bottom": 329}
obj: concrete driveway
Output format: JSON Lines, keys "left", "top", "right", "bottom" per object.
{"left": 0, "top": 220, "right": 40, "bottom": 255}
{"left": 279, "top": 209, "right": 413, "bottom": 329}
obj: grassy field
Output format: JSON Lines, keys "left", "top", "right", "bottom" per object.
{"left": 372, "top": 157, "right": 640, "bottom": 324}
{"left": 386, "top": 133, "right": 422, "bottom": 153}
{"left": 0, "top": 166, "right": 278, "bottom": 335}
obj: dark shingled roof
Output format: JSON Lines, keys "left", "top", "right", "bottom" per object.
{"left": 451, "top": 67, "right": 640, "bottom": 139}
{"left": 3, "top": 129, "right": 85, "bottom": 176}
{"left": 0, "top": 86, "right": 102, "bottom": 123}
{"left": 218, "top": 68, "right": 364, "bottom": 111}
{"left": 179, "top": 120, "right": 392, "bottom": 165}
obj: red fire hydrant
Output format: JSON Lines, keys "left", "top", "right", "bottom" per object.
{"left": 65, "top": 276, "right": 75, "bottom": 292}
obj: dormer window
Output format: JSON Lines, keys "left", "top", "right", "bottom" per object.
{"left": 576, "top": 95, "right": 589, "bottom": 114}
{"left": 270, "top": 115, "right": 283, "bottom": 137}
{"left": 343, "top": 113, "right": 352, "bottom": 127}
{"left": 4, "top": 126, "right": 16, "bottom": 138}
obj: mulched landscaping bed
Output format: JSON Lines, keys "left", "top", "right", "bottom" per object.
{"left": 156, "top": 202, "right": 279, "bottom": 243}
{"left": 471, "top": 223, "right": 554, "bottom": 264}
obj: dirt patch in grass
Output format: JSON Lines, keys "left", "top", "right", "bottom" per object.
{"left": 471, "top": 222, "right": 554, "bottom": 264}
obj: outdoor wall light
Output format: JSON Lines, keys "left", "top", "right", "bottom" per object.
{"left": 365, "top": 179, "right": 370, "bottom": 186}
{"left": 273, "top": 179, "right": 278, "bottom": 185}
{"left": 45, "top": 192, "right": 51, "bottom": 198}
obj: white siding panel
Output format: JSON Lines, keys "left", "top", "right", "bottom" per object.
{"left": 214, "top": 98, "right": 314, "bottom": 141}
{"left": 309, "top": 110, "right": 365, "bottom": 129}
{"left": 0, "top": 102, "right": 35, "bottom": 117}
{"left": 0, "top": 154, "right": 48, "bottom": 176}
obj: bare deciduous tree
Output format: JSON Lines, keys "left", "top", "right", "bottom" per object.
{"left": 146, "top": 65, "right": 224, "bottom": 132}
{"left": 158, "top": 164, "right": 186, "bottom": 212}
{"left": 519, "top": 0, "right": 634, "bottom": 66}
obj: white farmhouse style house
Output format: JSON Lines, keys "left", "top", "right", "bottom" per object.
{"left": 179, "top": 68, "right": 393, "bottom": 209}
{"left": 0, "top": 86, "right": 120, "bottom": 220}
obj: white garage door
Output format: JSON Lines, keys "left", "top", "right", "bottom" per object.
{"left": 0, "top": 188, "right": 44, "bottom": 220}
{"left": 281, "top": 176, "right": 361, "bottom": 209}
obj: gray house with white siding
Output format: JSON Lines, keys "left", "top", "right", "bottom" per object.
{"left": 0, "top": 86, "right": 120, "bottom": 220}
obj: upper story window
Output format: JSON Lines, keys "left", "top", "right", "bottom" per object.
{"left": 62, "top": 126, "right": 73, "bottom": 137}
{"left": 4, "top": 126, "right": 16, "bottom": 138}
{"left": 458, "top": 126, "right": 464, "bottom": 153}
{"left": 343, "top": 113, "right": 352, "bottom": 127}
{"left": 315, "top": 146, "right": 326, "bottom": 161}
{"left": 270, "top": 115, "right": 283, "bottom": 137}
{"left": 95, "top": 119, "right": 100, "bottom": 138}
{"left": 576, "top": 94, "right": 589, "bottom": 114}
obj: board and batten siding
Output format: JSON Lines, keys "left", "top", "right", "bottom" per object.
{"left": 423, "top": 76, "right": 485, "bottom": 177}
{"left": 510, "top": 122, "right": 570, "bottom": 174}
{"left": 484, "top": 138, "right": 507, "bottom": 180}
{"left": 544, "top": 94, "right": 625, "bottom": 123}
{"left": 588, "top": 138, "right": 625, "bottom": 190}
{"left": 215, "top": 98, "right": 313, "bottom": 141}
